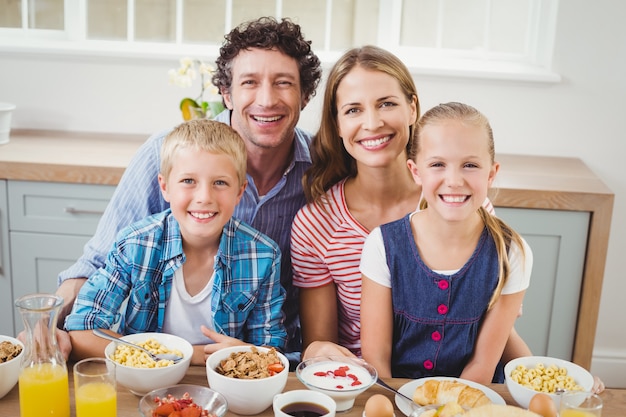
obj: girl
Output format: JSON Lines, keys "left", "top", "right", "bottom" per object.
{"left": 360, "top": 102, "right": 533, "bottom": 384}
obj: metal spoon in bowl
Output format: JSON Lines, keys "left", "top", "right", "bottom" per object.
{"left": 375, "top": 376, "right": 421, "bottom": 412}
{"left": 93, "top": 329, "right": 183, "bottom": 363}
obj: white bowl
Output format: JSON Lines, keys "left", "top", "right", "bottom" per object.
{"left": 296, "top": 356, "right": 377, "bottom": 412}
{"left": 138, "top": 384, "right": 228, "bottom": 417}
{"left": 104, "top": 332, "right": 193, "bottom": 396}
{"left": 0, "top": 335, "right": 24, "bottom": 399}
{"left": 504, "top": 355, "right": 594, "bottom": 409}
{"left": 206, "top": 345, "right": 289, "bottom": 415}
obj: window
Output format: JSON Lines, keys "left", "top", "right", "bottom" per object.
{"left": 0, "top": 0, "right": 560, "bottom": 82}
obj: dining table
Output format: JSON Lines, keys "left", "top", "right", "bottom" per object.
{"left": 1, "top": 365, "right": 624, "bottom": 416}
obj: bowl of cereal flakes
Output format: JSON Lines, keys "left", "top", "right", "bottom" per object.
{"left": 504, "top": 355, "right": 594, "bottom": 409}
{"left": 104, "top": 332, "right": 193, "bottom": 396}
{"left": 206, "top": 345, "right": 288, "bottom": 415}
{"left": 0, "top": 335, "right": 24, "bottom": 399}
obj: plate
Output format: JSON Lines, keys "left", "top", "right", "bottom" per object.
{"left": 395, "top": 376, "right": 506, "bottom": 417}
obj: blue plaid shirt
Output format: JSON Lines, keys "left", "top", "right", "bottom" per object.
{"left": 59, "top": 110, "right": 311, "bottom": 353}
{"left": 65, "top": 209, "right": 287, "bottom": 349}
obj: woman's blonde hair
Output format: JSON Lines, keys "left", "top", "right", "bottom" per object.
{"left": 303, "top": 45, "right": 420, "bottom": 203}
{"left": 160, "top": 119, "right": 247, "bottom": 186}
{"left": 416, "top": 102, "right": 525, "bottom": 309}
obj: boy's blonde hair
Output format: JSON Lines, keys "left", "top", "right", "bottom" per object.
{"left": 415, "top": 102, "right": 526, "bottom": 310}
{"left": 160, "top": 119, "right": 247, "bottom": 186}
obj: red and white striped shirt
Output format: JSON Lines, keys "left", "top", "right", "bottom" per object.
{"left": 291, "top": 180, "right": 366, "bottom": 355}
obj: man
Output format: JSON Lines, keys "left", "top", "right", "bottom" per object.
{"left": 55, "top": 16, "right": 322, "bottom": 363}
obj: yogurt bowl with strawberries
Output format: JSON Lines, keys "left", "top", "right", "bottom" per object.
{"left": 296, "top": 356, "right": 377, "bottom": 412}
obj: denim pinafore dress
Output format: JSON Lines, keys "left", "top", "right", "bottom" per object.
{"left": 379, "top": 215, "right": 503, "bottom": 381}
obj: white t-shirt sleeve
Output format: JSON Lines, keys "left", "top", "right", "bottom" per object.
{"left": 359, "top": 227, "right": 392, "bottom": 288}
{"left": 501, "top": 237, "right": 533, "bottom": 295}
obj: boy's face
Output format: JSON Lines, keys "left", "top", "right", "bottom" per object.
{"left": 158, "top": 147, "right": 246, "bottom": 246}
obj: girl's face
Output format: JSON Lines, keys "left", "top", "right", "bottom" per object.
{"left": 408, "top": 120, "right": 499, "bottom": 221}
{"left": 335, "top": 66, "right": 417, "bottom": 169}
{"left": 159, "top": 147, "right": 245, "bottom": 247}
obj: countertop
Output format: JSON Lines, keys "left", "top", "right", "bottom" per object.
{"left": 0, "top": 129, "right": 614, "bottom": 194}
{"left": 0, "top": 129, "right": 146, "bottom": 185}
{"left": 0, "top": 129, "right": 615, "bottom": 370}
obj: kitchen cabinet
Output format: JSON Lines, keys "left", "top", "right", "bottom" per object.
{"left": 496, "top": 207, "right": 589, "bottom": 360}
{"left": 7, "top": 180, "right": 114, "bottom": 334}
{"left": 0, "top": 180, "right": 12, "bottom": 336}
{"left": 491, "top": 154, "right": 613, "bottom": 369}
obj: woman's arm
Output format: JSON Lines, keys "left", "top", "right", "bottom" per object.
{"left": 461, "top": 291, "right": 526, "bottom": 384}
{"left": 360, "top": 274, "right": 393, "bottom": 378}
{"left": 299, "top": 284, "right": 340, "bottom": 354}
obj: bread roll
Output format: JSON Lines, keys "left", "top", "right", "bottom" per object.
{"left": 412, "top": 379, "right": 491, "bottom": 408}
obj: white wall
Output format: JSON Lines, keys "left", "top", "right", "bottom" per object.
{"left": 1, "top": 0, "right": 625, "bottom": 387}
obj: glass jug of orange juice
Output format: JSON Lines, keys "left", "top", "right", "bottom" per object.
{"left": 15, "top": 293, "right": 70, "bottom": 417}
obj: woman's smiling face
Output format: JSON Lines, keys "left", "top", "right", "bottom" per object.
{"left": 335, "top": 66, "right": 417, "bottom": 169}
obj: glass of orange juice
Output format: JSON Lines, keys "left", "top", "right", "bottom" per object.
{"left": 560, "top": 391, "right": 602, "bottom": 417}
{"left": 74, "top": 358, "right": 117, "bottom": 417}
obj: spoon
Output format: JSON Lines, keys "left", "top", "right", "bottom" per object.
{"left": 93, "top": 329, "right": 183, "bottom": 363}
{"left": 375, "top": 376, "right": 421, "bottom": 412}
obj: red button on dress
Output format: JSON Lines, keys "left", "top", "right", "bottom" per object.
{"left": 423, "top": 360, "right": 434, "bottom": 370}
{"left": 437, "top": 304, "right": 448, "bottom": 315}
{"left": 438, "top": 280, "right": 449, "bottom": 290}
{"left": 431, "top": 331, "right": 441, "bottom": 341}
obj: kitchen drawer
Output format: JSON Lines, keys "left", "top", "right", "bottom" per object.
{"left": 8, "top": 180, "right": 114, "bottom": 235}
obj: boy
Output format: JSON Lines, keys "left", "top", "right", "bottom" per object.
{"left": 66, "top": 119, "right": 287, "bottom": 365}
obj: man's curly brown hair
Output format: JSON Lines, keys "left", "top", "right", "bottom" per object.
{"left": 212, "top": 16, "right": 322, "bottom": 105}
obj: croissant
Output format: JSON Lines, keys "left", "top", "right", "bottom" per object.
{"left": 412, "top": 380, "right": 492, "bottom": 408}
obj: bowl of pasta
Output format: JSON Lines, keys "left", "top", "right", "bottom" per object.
{"left": 504, "top": 356, "right": 593, "bottom": 409}
{"left": 104, "top": 332, "right": 193, "bottom": 396}
{"left": 205, "top": 345, "right": 289, "bottom": 415}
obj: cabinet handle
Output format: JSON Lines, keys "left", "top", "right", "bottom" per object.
{"left": 64, "top": 207, "right": 105, "bottom": 216}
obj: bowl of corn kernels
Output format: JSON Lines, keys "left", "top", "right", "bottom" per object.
{"left": 504, "top": 355, "right": 593, "bottom": 409}
{"left": 104, "top": 332, "right": 193, "bottom": 396}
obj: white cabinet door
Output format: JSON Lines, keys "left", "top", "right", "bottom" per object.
{"left": 496, "top": 207, "right": 589, "bottom": 360}
{"left": 0, "top": 180, "right": 13, "bottom": 336}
